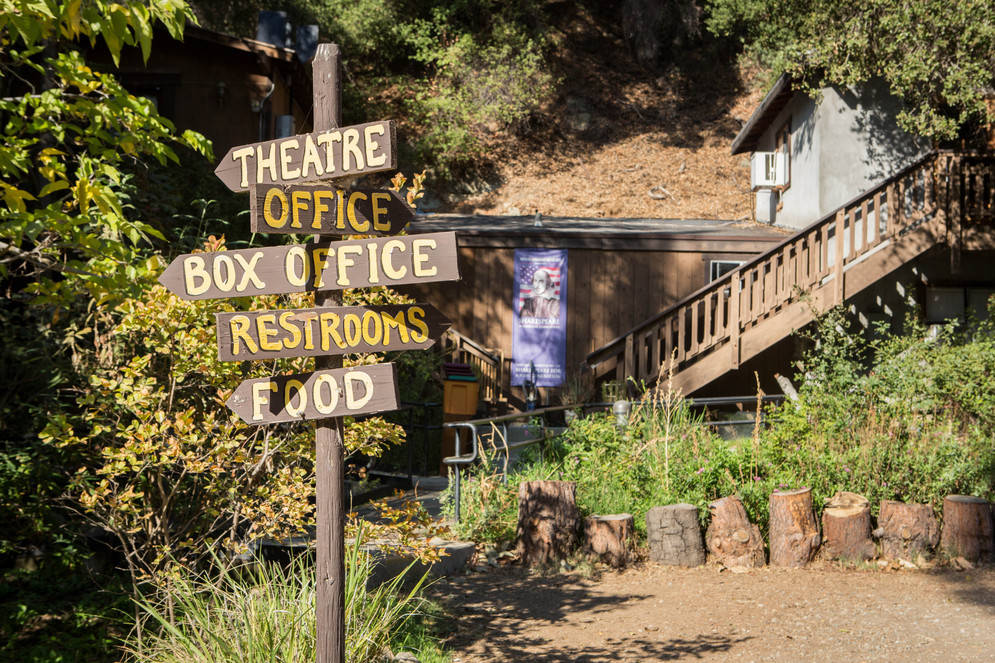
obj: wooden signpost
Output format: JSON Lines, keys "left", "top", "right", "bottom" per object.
{"left": 249, "top": 184, "right": 415, "bottom": 235}
{"left": 164, "top": 42, "right": 459, "bottom": 663}
{"left": 157, "top": 232, "right": 459, "bottom": 300}
{"left": 215, "top": 304, "right": 451, "bottom": 361}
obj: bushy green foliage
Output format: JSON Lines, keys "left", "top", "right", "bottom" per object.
{"left": 705, "top": 0, "right": 995, "bottom": 140}
{"left": 454, "top": 307, "right": 995, "bottom": 547}
{"left": 0, "top": 0, "right": 211, "bottom": 305}
{"left": 194, "top": 0, "right": 554, "bottom": 181}
{"left": 129, "top": 536, "right": 446, "bottom": 663}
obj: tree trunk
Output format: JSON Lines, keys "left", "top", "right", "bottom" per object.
{"left": 875, "top": 500, "right": 939, "bottom": 561}
{"left": 515, "top": 481, "right": 580, "bottom": 567}
{"left": 820, "top": 491, "right": 875, "bottom": 562}
{"left": 940, "top": 495, "right": 994, "bottom": 563}
{"left": 585, "top": 514, "right": 635, "bottom": 568}
{"left": 646, "top": 503, "right": 705, "bottom": 566}
{"left": 705, "top": 495, "right": 765, "bottom": 568}
{"left": 769, "top": 488, "right": 820, "bottom": 567}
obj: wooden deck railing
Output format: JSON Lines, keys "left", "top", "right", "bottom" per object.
{"left": 586, "top": 151, "right": 995, "bottom": 390}
{"left": 442, "top": 328, "right": 507, "bottom": 404}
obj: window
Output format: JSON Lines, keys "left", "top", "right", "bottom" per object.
{"left": 709, "top": 260, "right": 743, "bottom": 282}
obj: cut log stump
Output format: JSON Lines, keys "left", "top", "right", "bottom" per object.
{"left": 515, "top": 480, "right": 580, "bottom": 567}
{"left": 940, "top": 495, "right": 994, "bottom": 563}
{"left": 769, "top": 487, "right": 820, "bottom": 567}
{"left": 874, "top": 500, "right": 939, "bottom": 561}
{"left": 821, "top": 491, "right": 875, "bottom": 562}
{"left": 646, "top": 504, "right": 705, "bottom": 566}
{"left": 585, "top": 514, "right": 635, "bottom": 568}
{"left": 705, "top": 495, "right": 765, "bottom": 568}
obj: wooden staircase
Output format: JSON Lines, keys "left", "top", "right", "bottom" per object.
{"left": 585, "top": 152, "right": 995, "bottom": 395}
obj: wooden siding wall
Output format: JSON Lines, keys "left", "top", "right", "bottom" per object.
{"left": 405, "top": 244, "right": 770, "bottom": 380}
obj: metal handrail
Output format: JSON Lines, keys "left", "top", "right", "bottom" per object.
{"left": 442, "top": 403, "right": 585, "bottom": 520}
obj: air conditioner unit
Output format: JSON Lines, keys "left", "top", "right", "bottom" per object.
{"left": 751, "top": 151, "right": 787, "bottom": 188}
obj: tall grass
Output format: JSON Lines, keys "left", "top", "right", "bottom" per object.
{"left": 128, "top": 536, "right": 434, "bottom": 663}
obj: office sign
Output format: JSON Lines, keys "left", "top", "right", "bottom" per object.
{"left": 249, "top": 184, "right": 414, "bottom": 235}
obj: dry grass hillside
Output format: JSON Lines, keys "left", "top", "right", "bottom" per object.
{"left": 440, "top": 3, "right": 768, "bottom": 220}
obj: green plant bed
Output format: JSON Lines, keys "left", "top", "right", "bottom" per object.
{"left": 446, "top": 307, "right": 995, "bottom": 547}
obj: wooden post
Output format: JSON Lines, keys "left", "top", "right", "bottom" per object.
{"left": 729, "top": 270, "right": 740, "bottom": 369}
{"left": 948, "top": 156, "right": 962, "bottom": 275}
{"left": 769, "top": 487, "right": 820, "bottom": 567}
{"left": 516, "top": 481, "right": 580, "bottom": 566}
{"left": 940, "top": 494, "right": 994, "bottom": 563}
{"left": 705, "top": 495, "right": 765, "bottom": 568}
{"left": 834, "top": 210, "right": 845, "bottom": 306}
{"left": 313, "top": 44, "right": 345, "bottom": 663}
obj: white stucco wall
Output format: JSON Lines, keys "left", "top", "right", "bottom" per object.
{"left": 754, "top": 80, "right": 928, "bottom": 230}
{"left": 752, "top": 93, "right": 819, "bottom": 228}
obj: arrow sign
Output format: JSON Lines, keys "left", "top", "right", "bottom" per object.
{"left": 227, "top": 363, "right": 399, "bottom": 425}
{"left": 215, "top": 120, "right": 397, "bottom": 192}
{"left": 215, "top": 304, "right": 451, "bottom": 361}
{"left": 249, "top": 184, "right": 414, "bottom": 236}
{"left": 158, "top": 232, "right": 459, "bottom": 300}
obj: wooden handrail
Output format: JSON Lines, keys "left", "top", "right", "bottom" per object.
{"left": 587, "top": 151, "right": 940, "bottom": 367}
{"left": 586, "top": 151, "right": 995, "bottom": 389}
{"left": 443, "top": 328, "right": 506, "bottom": 403}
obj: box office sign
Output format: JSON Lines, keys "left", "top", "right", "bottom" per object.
{"left": 158, "top": 232, "right": 459, "bottom": 300}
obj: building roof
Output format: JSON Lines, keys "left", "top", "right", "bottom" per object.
{"left": 407, "top": 214, "right": 787, "bottom": 252}
{"left": 181, "top": 25, "right": 313, "bottom": 112}
{"left": 730, "top": 74, "right": 795, "bottom": 155}
{"left": 184, "top": 25, "right": 298, "bottom": 62}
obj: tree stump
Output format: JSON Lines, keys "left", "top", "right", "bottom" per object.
{"left": 515, "top": 481, "right": 580, "bottom": 567}
{"left": 769, "top": 488, "right": 820, "bottom": 567}
{"left": 874, "top": 500, "right": 939, "bottom": 560}
{"left": 646, "top": 504, "right": 705, "bottom": 566}
{"left": 705, "top": 496, "right": 765, "bottom": 568}
{"left": 940, "top": 495, "right": 994, "bottom": 563}
{"left": 820, "top": 491, "right": 875, "bottom": 562}
{"left": 585, "top": 514, "right": 635, "bottom": 568}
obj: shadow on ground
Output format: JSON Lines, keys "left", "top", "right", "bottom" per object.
{"left": 434, "top": 569, "right": 752, "bottom": 662}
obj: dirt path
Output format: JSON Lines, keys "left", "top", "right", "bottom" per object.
{"left": 433, "top": 563, "right": 995, "bottom": 662}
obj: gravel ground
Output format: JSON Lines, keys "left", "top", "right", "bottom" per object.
{"left": 434, "top": 562, "right": 995, "bottom": 662}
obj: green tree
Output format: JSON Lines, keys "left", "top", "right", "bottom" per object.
{"left": 0, "top": 0, "right": 210, "bottom": 561}
{"left": 0, "top": 0, "right": 211, "bottom": 304}
{"left": 706, "top": 0, "right": 995, "bottom": 140}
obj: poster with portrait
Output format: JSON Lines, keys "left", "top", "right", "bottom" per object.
{"left": 511, "top": 249, "right": 567, "bottom": 387}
